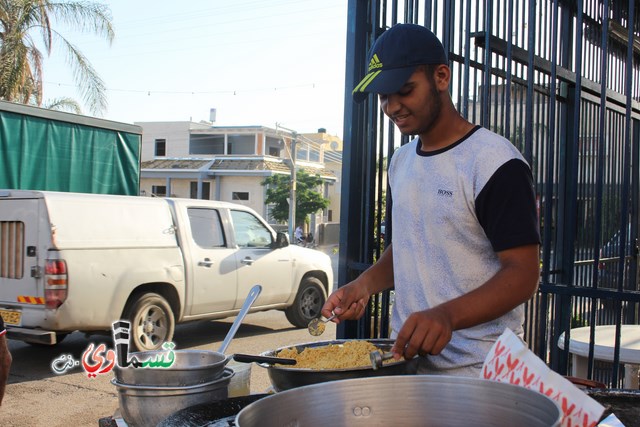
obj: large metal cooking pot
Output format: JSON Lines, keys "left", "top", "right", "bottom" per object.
{"left": 113, "top": 368, "right": 233, "bottom": 427}
{"left": 236, "top": 375, "right": 562, "bottom": 427}
{"left": 257, "top": 339, "right": 418, "bottom": 391}
{"left": 114, "top": 285, "right": 262, "bottom": 387}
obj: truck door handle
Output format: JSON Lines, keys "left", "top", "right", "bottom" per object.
{"left": 198, "top": 258, "right": 214, "bottom": 267}
{"left": 241, "top": 257, "right": 255, "bottom": 266}
{"left": 31, "top": 266, "right": 42, "bottom": 278}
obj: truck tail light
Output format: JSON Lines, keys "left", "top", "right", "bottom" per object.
{"left": 45, "top": 260, "right": 68, "bottom": 309}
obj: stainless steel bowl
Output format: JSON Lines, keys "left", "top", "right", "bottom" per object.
{"left": 236, "top": 375, "right": 562, "bottom": 427}
{"left": 112, "top": 368, "right": 233, "bottom": 427}
{"left": 113, "top": 349, "right": 228, "bottom": 387}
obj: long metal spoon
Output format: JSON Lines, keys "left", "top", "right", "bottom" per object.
{"left": 307, "top": 313, "right": 337, "bottom": 336}
{"left": 218, "top": 284, "right": 262, "bottom": 354}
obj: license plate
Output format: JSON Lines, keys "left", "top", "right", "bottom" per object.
{"left": 0, "top": 309, "right": 21, "bottom": 326}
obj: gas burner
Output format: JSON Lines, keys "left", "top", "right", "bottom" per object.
{"left": 99, "top": 395, "right": 269, "bottom": 427}
{"left": 158, "top": 394, "right": 269, "bottom": 427}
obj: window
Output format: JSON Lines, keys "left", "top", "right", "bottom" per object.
{"left": 268, "top": 146, "right": 280, "bottom": 156}
{"left": 190, "top": 134, "right": 225, "bottom": 155}
{"left": 190, "top": 182, "right": 211, "bottom": 200}
{"left": 155, "top": 139, "right": 166, "bottom": 157}
{"left": 296, "top": 143, "right": 308, "bottom": 161}
{"left": 295, "top": 142, "right": 321, "bottom": 162}
{"left": 152, "top": 185, "right": 166, "bottom": 197}
{"left": 309, "top": 147, "right": 320, "bottom": 162}
{"left": 227, "top": 134, "right": 255, "bottom": 155}
{"left": 187, "top": 208, "right": 225, "bottom": 248}
{"left": 232, "top": 192, "right": 249, "bottom": 201}
{"left": 266, "top": 136, "right": 282, "bottom": 157}
{"left": 230, "top": 210, "right": 272, "bottom": 248}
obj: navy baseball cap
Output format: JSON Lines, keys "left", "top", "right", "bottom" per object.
{"left": 352, "top": 24, "right": 448, "bottom": 103}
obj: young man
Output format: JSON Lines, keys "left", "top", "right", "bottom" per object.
{"left": 294, "top": 225, "right": 304, "bottom": 244}
{"left": 322, "top": 24, "right": 540, "bottom": 376}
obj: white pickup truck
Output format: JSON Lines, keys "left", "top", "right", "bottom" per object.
{"left": 0, "top": 190, "right": 333, "bottom": 351}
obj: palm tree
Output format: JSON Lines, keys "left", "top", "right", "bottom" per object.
{"left": 0, "top": 0, "right": 114, "bottom": 116}
{"left": 44, "top": 96, "right": 81, "bottom": 113}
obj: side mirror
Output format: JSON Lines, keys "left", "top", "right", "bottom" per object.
{"left": 273, "top": 231, "right": 289, "bottom": 249}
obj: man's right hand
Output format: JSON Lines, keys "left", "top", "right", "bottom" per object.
{"left": 321, "top": 279, "right": 370, "bottom": 323}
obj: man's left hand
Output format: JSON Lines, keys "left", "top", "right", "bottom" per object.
{"left": 391, "top": 306, "right": 453, "bottom": 359}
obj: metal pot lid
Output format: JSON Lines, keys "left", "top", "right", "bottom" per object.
{"left": 236, "top": 376, "right": 562, "bottom": 427}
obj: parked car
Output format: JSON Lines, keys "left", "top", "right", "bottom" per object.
{"left": 0, "top": 190, "right": 333, "bottom": 351}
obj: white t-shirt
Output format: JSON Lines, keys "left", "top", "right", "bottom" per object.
{"left": 388, "top": 126, "right": 540, "bottom": 376}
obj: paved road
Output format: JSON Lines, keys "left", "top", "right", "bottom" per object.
{"left": 0, "top": 310, "right": 337, "bottom": 426}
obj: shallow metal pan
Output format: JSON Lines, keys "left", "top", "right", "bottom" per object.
{"left": 257, "top": 338, "right": 418, "bottom": 391}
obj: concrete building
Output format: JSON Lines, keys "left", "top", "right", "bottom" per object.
{"left": 136, "top": 121, "right": 341, "bottom": 241}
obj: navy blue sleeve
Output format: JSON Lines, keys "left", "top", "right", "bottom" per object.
{"left": 475, "top": 159, "right": 541, "bottom": 252}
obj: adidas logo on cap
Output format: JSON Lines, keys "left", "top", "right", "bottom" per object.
{"left": 368, "top": 54, "right": 383, "bottom": 72}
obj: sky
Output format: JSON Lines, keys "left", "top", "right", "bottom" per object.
{"left": 41, "top": 0, "right": 349, "bottom": 138}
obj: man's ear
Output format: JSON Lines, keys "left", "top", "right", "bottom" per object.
{"left": 434, "top": 64, "right": 451, "bottom": 90}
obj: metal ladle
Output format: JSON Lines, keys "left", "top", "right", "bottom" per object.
{"left": 307, "top": 313, "right": 337, "bottom": 336}
{"left": 215, "top": 285, "right": 297, "bottom": 366}
{"left": 218, "top": 284, "right": 262, "bottom": 354}
{"left": 369, "top": 350, "right": 395, "bottom": 370}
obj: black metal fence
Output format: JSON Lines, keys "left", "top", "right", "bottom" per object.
{"left": 339, "top": 0, "right": 640, "bottom": 388}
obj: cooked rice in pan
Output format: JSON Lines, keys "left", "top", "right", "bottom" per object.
{"left": 276, "top": 340, "right": 380, "bottom": 370}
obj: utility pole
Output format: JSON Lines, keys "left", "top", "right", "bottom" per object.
{"left": 289, "top": 132, "right": 297, "bottom": 242}
{"left": 276, "top": 123, "right": 298, "bottom": 242}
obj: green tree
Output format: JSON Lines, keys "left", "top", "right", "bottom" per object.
{"left": 0, "top": 0, "right": 114, "bottom": 115}
{"left": 262, "top": 170, "right": 329, "bottom": 225}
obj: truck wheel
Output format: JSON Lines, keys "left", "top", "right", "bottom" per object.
{"left": 125, "top": 292, "right": 175, "bottom": 352}
{"left": 285, "top": 277, "right": 326, "bottom": 328}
